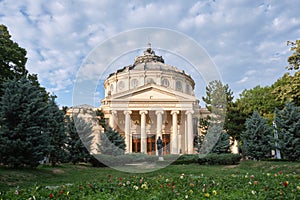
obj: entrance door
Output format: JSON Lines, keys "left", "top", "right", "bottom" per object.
{"left": 162, "top": 134, "right": 170, "bottom": 155}
{"left": 147, "top": 135, "right": 156, "bottom": 155}
{"left": 132, "top": 135, "right": 140, "bottom": 153}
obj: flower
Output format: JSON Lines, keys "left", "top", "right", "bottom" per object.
{"left": 190, "top": 182, "right": 194, "bottom": 187}
{"left": 279, "top": 171, "right": 283, "bottom": 175}
{"left": 66, "top": 191, "right": 70, "bottom": 196}
{"left": 297, "top": 185, "right": 300, "bottom": 191}
{"left": 283, "top": 181, "right": 288, "bottom": 187}
{"left": 15, "top": 190, "right": 19, "bottom": 195}
{"left": 250, "top": 175, "right": 255, "bottom": 179}
{"left": 141, "top": 183, "right": 148, "bottom": 190}
{"left": 253, "top": 181, "right": 258, "bottom": 186}
{"left": 133, "top": 185, "right": 139, "bottom": 190}
{"left": 205, "top": 193, "right": 210, "bottom": 198}
{"left": 251, "top": 190, "right": 256, "bottom": 195}
{"left": 185, "top": 195, "right": 188, "bottom": 199}
{"left": 49, "top": 193, "right": 54, "bottom": 198}
{"left": 266, "top": 173, "right": 271, "bottom": 177}
{"left": 212, "top": 190, "right": 217, "bottom": 196}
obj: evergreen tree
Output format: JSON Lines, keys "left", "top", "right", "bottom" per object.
{"left": 274, "top": 102, "right": 300, "bottom": 161}
{"left": 0, "top": 25, "right": 28, "bottom": 88}
{"left": 0, "top": 78, "right": 50, "bottom": 167}
{"left": 96, "top": 109, "right": 107, "bottom": 130}
{"left": 224, "top": 102, "right": 248, "bottom": 141}
{"left": 241, "top": 111, "right": 273, "bottom": 160}
{"left": 65, "top": 115, "right": 94, "bottom": 164}
{"left": 99, "top": 127, "right": 125, "bottom": 156}
{"left": 211, "top": 132, "right": 231, "bottom": 154}
{"left": 202, "top": 80, "right": 233, "bottom": 121}
{"left": 46, "top": 95, "right": 67, "bottom": 166}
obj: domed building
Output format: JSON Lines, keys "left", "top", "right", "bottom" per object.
{"left": 100, "top": 46, "right": 209, "bottom": 155}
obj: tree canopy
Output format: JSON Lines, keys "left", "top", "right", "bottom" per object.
{"left": 286, "top": 40, "right": 300, "bottom": 70}
{"left": 0, "top": 78, "right": 50, "bottom": 167}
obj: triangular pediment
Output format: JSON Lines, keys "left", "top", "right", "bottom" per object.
{"left": 112, "top": 84, "right": 196, "bottom": 102}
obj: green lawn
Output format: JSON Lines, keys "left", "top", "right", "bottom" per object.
{"left": 0, "top": 160, "right": 299, "bottom": 199}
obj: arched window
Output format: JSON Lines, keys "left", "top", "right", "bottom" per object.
{"left": 131, "top": 79, "right": 139, "bottom": 88}
{"left": 146, "top": 78, "right": 155, "bottom": 84}
{"left": 162, "top": 78, "right": 170, "bottom": 87}
{"left": 118, "top": 81, "right": 125, "bottom": 90}
{"left": 176, "top": 81, "right": 182, "bottom": 91}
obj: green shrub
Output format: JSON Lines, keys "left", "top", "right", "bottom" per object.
{"left": 171, "top": 154, "right": 199, "bottom": 165}
{"left": 198, "top": 153, "right": 242, "bottom": 165}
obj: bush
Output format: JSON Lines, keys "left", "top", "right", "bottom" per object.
{"left": 198, "top": 153, "right": 242, "bottom": 165}
{"left": 171, "top": 154, "right": 199, "bottom": 165}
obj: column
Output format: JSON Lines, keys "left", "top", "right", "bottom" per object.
{"left": 109, "top": 110, "right": 117, "bottom": 129}
{"left": 139, "top": 110, "right": 148, "bottom": 154}
{"left": 186, "top": 110, "right": 194, "bottom": 154}
{"left": 124, "top": 110, "right": 132, "bottom": 153}
{"left": 155, "top": 110, "right": 164, "bottom": 155}
{"left": 171, "top": 110, "right": 179, "bottom": 154}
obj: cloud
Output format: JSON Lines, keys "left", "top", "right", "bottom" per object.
{"left": 0, "top": 0, "right": 299, "bottom": 106}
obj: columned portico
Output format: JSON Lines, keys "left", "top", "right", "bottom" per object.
{"left": 124, "top": 110, "right": 132, "bottom": 153}
{"left": 186, "top": 110, "right": 194, "bottom": 154}
{"left": 109, "top": 110, "right": 117, "bottom": 129}
{"left": 139, "top": 110, "right": 148, "bottom": 154}
{"left": 155, "top": 110, "right": 164, "bottom": 155}
{"left": 171, "top": 110, "right": 179, "bottom": 154}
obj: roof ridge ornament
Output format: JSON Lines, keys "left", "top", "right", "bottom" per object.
{"left": 144, "top": 42, "right": 155, "bottom": 56}
{"left": 134, "top": 44, "right": 164, "bottom": 65}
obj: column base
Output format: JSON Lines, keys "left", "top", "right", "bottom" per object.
{"left": 158, "top": 157, "right": 164, "bottom": 161}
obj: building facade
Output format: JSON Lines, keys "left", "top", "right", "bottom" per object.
{"left": 101, "top": 47, "right": 209, "bottom": 155}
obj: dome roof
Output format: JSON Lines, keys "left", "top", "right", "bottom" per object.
{"left": 108, "top": 47, "right": 187, "bottom": 77}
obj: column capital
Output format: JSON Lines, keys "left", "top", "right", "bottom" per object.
{"left": 155, "top": 110, "right": 164, "bottom": 115}
{"left": 185, "top": 110, "right": 194, "bottom": 115}
{"left": 124, "top": 110, "right": 132, "bottom": 115}
{"left": 111, "top": 110, "right": 117, "bottom": 115}
{"left": 171, "top": 110, "right": 180, "bottom": 115}
{"left": 139, "top": 110, "right": 148, "bottom": 115}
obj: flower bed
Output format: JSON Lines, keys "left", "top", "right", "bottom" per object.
{"left": 1, "top": 170, "right": 299, "bottom": 199}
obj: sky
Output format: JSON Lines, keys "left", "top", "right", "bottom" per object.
{"left": 1, "top": 0, "right": 299, "bottom": 108}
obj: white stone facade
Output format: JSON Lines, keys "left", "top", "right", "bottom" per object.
{"left": 100, "top": 47, "right": 208, "bottom": 155}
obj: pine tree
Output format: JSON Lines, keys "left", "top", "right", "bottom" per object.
{"left": 211, "top": 132, "right": 231, "bottom": 154}
{"left": 46, "top": 95, "right": 67, "bottom": 166}
{"left": 274, "top": 102, "right": 300, "bottom": 161}
{"left": 0, "top": 78, "right": 50, "bottom": 167}
{"left": 99, "top": 127, "right": 125, "bottom": 156}
{"left": 241, "top": 111, "right": 273, "bottom": 160}
{"left": 0, "top": 25, "right": 28, "bottom": 90}
{"left": 65, "top": 115, "right": 94, "bottom": 164}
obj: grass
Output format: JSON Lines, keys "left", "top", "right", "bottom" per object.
{"left": 1, "top": 160, "right": 299, "bottom": 192}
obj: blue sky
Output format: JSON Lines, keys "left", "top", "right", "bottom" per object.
{"left": 1, "top": 0, "right": 299, "bottom": 107}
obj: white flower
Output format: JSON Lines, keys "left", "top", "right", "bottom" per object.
{"left": 133, "top": 185, "right": 139, "bottom": 190}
